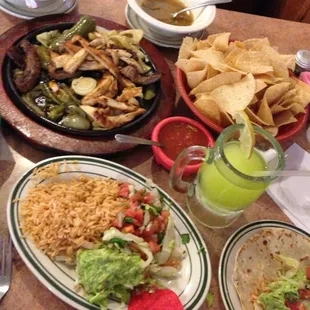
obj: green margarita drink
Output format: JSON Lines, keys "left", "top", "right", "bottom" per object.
{"left": 170, "top": 124, "right": 285, "bottom": 228}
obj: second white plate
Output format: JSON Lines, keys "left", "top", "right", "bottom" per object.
{"left": 218, "top": 220, "right": 310, "bottom": 310}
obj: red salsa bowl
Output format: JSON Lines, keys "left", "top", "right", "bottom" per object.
{"left": 151, "top": 116, "right": 215, "bottom": 175}
{"left": 176, "top": 67, "right": 309, "bottom": 142}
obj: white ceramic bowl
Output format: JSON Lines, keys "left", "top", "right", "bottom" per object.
{"left": 127, "top": 0, "right": 216, "bottom": 38}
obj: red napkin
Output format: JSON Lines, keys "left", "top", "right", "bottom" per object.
{"left": 128, "top": 288, "right": 184, "bottom": 310}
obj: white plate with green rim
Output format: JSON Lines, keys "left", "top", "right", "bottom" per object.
{"left": 218, "top": 220, "right": 310, "bottom": 310}
{"left": 0, "top": 0, "right": 77, "bottom": 20}
{"left": 7, "top": 155, "right": 211, "bottom": 310}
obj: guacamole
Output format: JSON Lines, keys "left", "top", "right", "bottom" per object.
{"left": 77, "top": 245, "right": 145, "bottom": 309}
{"left": 259, "top": 271, "right": 306, "bottom": 310}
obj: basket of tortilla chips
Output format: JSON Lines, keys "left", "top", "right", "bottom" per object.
{"left": 176, "top": 33, "right": 310, "bottom": 141}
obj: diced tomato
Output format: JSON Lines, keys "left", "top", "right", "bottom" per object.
{"left": 132, "top": 229, "right": 142, "bottom": 236}
{"left": 161, "top": 210, "right": 170, "bottom": 219}
{"left": 299, "top": 289, "right": 310, "bottom": 300}
{"left": 148, "top": 241, "right": 161, "bottom": 255}
{"left": 134, "top": 209, "right": 144, "bottom": 225}
{"left": 142, "top": 220, "right": 159, "bottom": 238}
{"left": 125, "top": 208, "right": 135, "bottom": 217}
{"left": 119, "top": 185, "right": 130, "bottom": 198}
{"left": 155, "top": 215, "right": 167, "bottom": 233}
{"left": 144, "top": 234, "right": 158, "bottom": 243}
{"left": 125, "top": 208, "right": 144, "bottom": 226}
{"left": 144, "top": 192, "right": 152, "bottom": 204}
{"left": 130, "top": 201, "right": 139, "bottom": 208}
{"left": 306, "top": 267, "right": 310, "bottom": 280}
{"left": 122, "top": 225, "right": 135, "bottom": 234}
{"left": 285, "top": 301, "right": 306, "bottom": 310}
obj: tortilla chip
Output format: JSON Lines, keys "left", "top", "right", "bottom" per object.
{"left": 245, "top": 107, "right": 270, "bottom": 126}
{"left": 270, "top": 104, "right": 290, "bottom": 114}
{"left": 186, "top": 67, "right": 208, "bottom": 89}
{"left": 225, "top": 47, "right": 245, "bottom": 64}
{"left": 257, "top": 98, "right": 275, "bottom": 125}
{"left": 207, "top": 33, "right": 231, "bottom": 52}
{"left": 261, "top": 45, "right": 295, "bottom": 71}
{"left": 263, "top": 126, "right": 279, "bottom": 136}
{"left": 190, "top": 49, "right": 226, "bottom": 71}
{"left": 210, "top": 73, "right": 256, "bottom": 115}
{"left": 220, "top": 109, "right": 234, "bottom": 127}
{"left": 289, "top": 103, "right": 306, "bottom": 115}
{"left": 190, "top": 72, "right": 242, "bottom": 95}
{"left": 276, "top": 89, "right": 298, "bottom": 105}
{"left": 273, "top": 110, "right": 297, "bottom": 127}
{"left": 255, "top": 79, "right": 267, "bottom": 93}
{"left": 212, "top": 33, "right": 231, "bottom": 52}
{"left": 206, "top": 64, "right": 219, "bottom": 79}
{"left": 279, "top": 54, "right": 296, "bottom": 71}
{"left": 194, "top": 95, "right": 221, "bottom": 124}
{"left": 196, "top": 39, "right": 211, "bottom": 50}
{"left": 264, "top": 82, "right": 291, "bottom": 105}
{"left": 175, "top": 58, "right": 206, "bottom": 73}
{"left": 233, "top": 51, "right": 273, "bottom": 74}
{"left": 179, "top": 37, "right": 198, "bottom": 59}
{"left": 243, "top": 38, "right": 270, "bottom": 51}
{"left": 254, "top": 74, "right": 284, "bottom": 84}
{"left": 249, "top": 95, "right": 259, "bottom": 106}
{"left": 271, "top": 60, "right": 290, "bottom": 80}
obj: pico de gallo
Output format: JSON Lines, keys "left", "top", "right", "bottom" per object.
{"left": 114, "top": 182, "right": 187, "bottom": 268}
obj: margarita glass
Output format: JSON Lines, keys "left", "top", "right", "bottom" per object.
{"left": 170, "top": 124, "right": 285, "bottom": 228}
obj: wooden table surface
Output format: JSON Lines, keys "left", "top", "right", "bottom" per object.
{"left": 1, "top": 1, "right": 310, "bottom": 310}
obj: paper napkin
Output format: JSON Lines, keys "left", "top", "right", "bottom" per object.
{"left": 267, "top": 143, "right": 310, "bottom": 233}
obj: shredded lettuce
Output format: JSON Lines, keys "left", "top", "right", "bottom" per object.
{"left": 102, "top": 228, "right": 153, "bottom": 269}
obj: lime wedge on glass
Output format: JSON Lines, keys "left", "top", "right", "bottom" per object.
{"left": 234, "top": 111, "right": 255, "bottom": 159}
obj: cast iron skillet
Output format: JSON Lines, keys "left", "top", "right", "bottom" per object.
{"left": 3, "top": 23, "right": 161, "bottom": 137}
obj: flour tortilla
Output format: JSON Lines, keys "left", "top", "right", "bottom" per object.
{"left": 233, "top": 228, "right": 310, "bottom": 310}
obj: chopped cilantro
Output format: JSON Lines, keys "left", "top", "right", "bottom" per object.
{"left": 109, "top": 238, "right": 127, "bottom": 248}
{"left": 124, "top": 217, "right": 134, "bottom": 224}
{"left": 180, "top": 233, "right": 190, "bottom": 244}
{"left": 158, "top": 232, "right": 165, "bottom": 244}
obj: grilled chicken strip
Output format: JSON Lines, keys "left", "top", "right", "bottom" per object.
{"left": 82, "top": 74, "right": 116, "bottom": 105}
{"left": 81, "top": 106, "right": 145, "bottom": 129}
{"left": 79, "top": 40, "right": 119, "bottom": 78}
{"left": 116, "top": 87, "right": 143, "bottom": 102}
{"left": 63, "top": 48, "right": 88, "bottom": 74}
{"left": 95, "top": 95, "right": 138, "bottom": 112}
